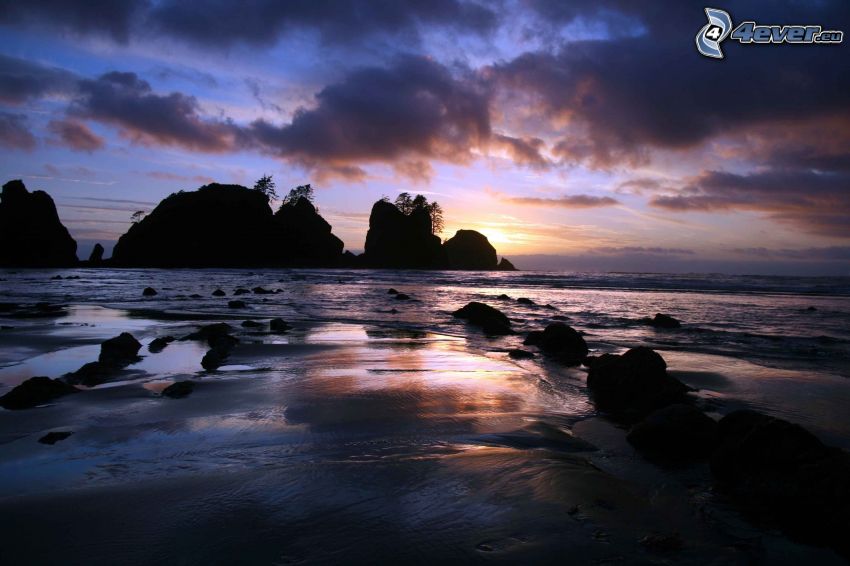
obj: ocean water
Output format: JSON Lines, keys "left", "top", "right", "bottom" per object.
{"left": 1, "top": 268, "right": 849, "bottom": 563}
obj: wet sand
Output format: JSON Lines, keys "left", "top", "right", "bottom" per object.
{"left": 0, "top": 302, "right": 846, "bottom": 564}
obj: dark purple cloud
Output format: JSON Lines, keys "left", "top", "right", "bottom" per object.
{"left": 651, "top": 169, "right": 850, "bottom": 237}
{"left": 71, "top": 71, "right": 239, "bottom": 151}
{"left": 0, "top": 54, "right": 78, "bottom": 104}
{"left": 248, "top": 56, "right": 491, "bottom": 175}
{"left": 0, "top": 0, "right": 498, "bottom": 48}
{"left": 0, "top": 112, "right": 36, "bottom": 150}
{"left": 47, "top": 119, "right": 104, "bottom": 152}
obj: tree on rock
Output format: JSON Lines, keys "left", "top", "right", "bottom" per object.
{"left": 392, "top": 192, "right": 443, "bottom": 235}
{"left": 253, "top": 175, "right": 278, "bottom": 201}
{"left": 280, "top": 184, "right": 314, "bottom": 208}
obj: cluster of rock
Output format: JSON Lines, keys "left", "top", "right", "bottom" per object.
{"left": 361, "top": 201, "right": 516, "bottom": 270}
{"left": 1, "top": 179, "right": 517, "bottom": 270}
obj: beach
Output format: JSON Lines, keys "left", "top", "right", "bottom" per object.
{"left": 1, "top": 268, "right": 849, "bottom": 564}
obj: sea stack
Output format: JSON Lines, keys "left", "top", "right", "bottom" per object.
{"left": 363, "top": 199, "right": 445, "bottom": 268}
{"left": 0, "top": 180, "right": 78, "bottom": 267}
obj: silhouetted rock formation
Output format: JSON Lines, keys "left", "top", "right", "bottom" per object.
{"left": 711, "top": 410, "right": 850, "bottom": 555}
{"left": 627, "top": 404, "right": 717, "bottom": 460}
{"left": 88, "top": 243, "right": 104, "bottom": 265}
{"left": 111, "top": 183, "right": 344, "bottom": 267}
{"left": 0, "top": 376, "right": 78, "bottom": 410}
{"left": 497, "top": 257, "right": 517, "bottom": 271}
{"left": 0, "top": 180, "right": 77, "bottom": 267}
{"left": 444, "top": 229, "right": 497, "bottom": 269}
{"left": 274, "top": 197, "right": 344, "bottom": 265}
{"left": 363, "top": 200, "right": 444, "bottom": 268}
{"left": 452, "top": 302, "right": 512, "bottom": 335}
{"left": 586, "top": 347, "right": 690, "bottom": 421}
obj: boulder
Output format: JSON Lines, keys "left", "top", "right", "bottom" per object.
{"left": 38, "top": 431, "right": 73, "bottom": 445}
{"left": 395, "top": 293, "right": 410, "bottom": 300}
{"left": 99, "top": 332, "right": 142, "bottom": 365}
{"left": 0, "top": 376, "right": 78, "bottom": 409}
{"left": 363, "top": 200, "right": 445, "bottom": 268}
{"left": 142, "top": 287, "right": 157, "bottom": 296}
{"left": 508, "top": 349, "right": 535, "bottom": 360}
{"left": 228, "top": 300, "right": 247, "bottom": 309}
{"left": 497, "top": 257, "right": 517, "bottom": 271}
{"left": 64, "top": 361, "right": 113, "bottom": 386}
{"left": 162, "top": 381, "right": 195, "bottom": 399}
{"left": 0, "top": 180, "right": 78, "bottom": 267}
{"left": 212, "top": 289, "right": 226, "bottom": 296}
{"left": 182, "top": 323, "right": 233, "bottom": 343}
{"left": 252, "top": 286, "right": 274, "bottom": 295}
{"left": 201, "top": 349, "right": 226, "bottom": 371}
{"left": 269, "top": 318, "right": 290, "bottom": 332}
{"left": 711, "top": 410, "right": 850, "bottom": 553}
{"left": 529, "top": 323, "right": 588, "bottom": 364}
{"left": 627, "top": 404, "right": 717, "bottom": 459}
{"left": 234, "top": 288, "right": 250, "bottom": 295}
{"left": 640, "top": 313, "right": 681, "bottom": 329}
{"left": 388, "top": 288, "right": 398, "bottom": 295}
{"left": 452, "top": 302, "right": 512, "bottom": 335}
{"left": 111, "top": 183, "right": 344, "bottom": 267}
{"left": 88, "top": 243, "right": 104, "bottom": 265}
{"left": 517, "top": 297, "right": 535, "bottom": 305}
{"left": 148, "top": 336, "right": 175, "bottom": 352}
{"left": 443, "top": 229, "right": 497, "bottom": 270}
{"left": 241, "top": 320, "right": 264, "bottom": 328}
{"left": 586, "top": 347, "right": 690, "bottom": 420}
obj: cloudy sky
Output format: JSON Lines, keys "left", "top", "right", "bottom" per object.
{"left": 1, "top": 0, "right": 848, "bottom": 274}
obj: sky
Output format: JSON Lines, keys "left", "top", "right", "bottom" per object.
{"left": 0, "top": 0, "right": 848, "bottom": 275}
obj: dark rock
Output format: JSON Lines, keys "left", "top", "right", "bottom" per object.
{"left": 234, "top": 288, "right": 250, "bottom": 295}
{"left": 269, "top": 318, "right": 290, "bottom": 333}
{"left": 0, "top": 376, "right": 78, "bottom": 410}
{"left": 587, "top": 347, "right": 690, "bottom": 420}
{"left": 182, "top": 323, "right": 233, "bottom": 343}
{"left": 189, "top": 293, "right": 202, "bottom": 299}
{"left": 497, "top": 257, "right": 517, "bottom": 271}
{"left": 395, "top": 293, "right": 410, "bottom": 300}
{"left": 212, "top": 289, "right": 226, "bottom": 296}
{"left": 51, "top": 274, "right": 63, "bottom": 280}
{"left": 523, "top": 331, "right": 544, "bottom": 346}
{"left": 201, "top": 349, "right": 226, "bottom": 371}
{"left": 0, "top": 180, "right": 78, "bottom": 267}
{"left": 273, "top": 196, "right": 344, "bottom": 265}
{"left": 443, "top": 229, "right": 497, "bottom": 270}
{"left": 148, "top": 336, "right": 175, "bottom": 352}
{"left": 228, "top": 300, "right": 247, "bottom": 308}
{"left": 99, "top": 332, "right": 142, "bottom": 365}
{"left": 531, "top": 323, "right": 588, "bottom": 364}
{"left": 110, "top": 183, "right": 344, "bottom": 267}
{"left": 806, "top": 306, "right": 817, "bottom": 312}
{"left": 517, "top": 297, "right": 535, "bottom": 305}
{"left": 627, "top": 404, "right": 717, "bottom": 459}
{"left": 64, "top": 361, "right": 112, "bottom": 386}
{"left": 38, "top": 431, "right": 74, "bottom": 445}
{"left": 88, "top": 243, "right": 104, "bottom": 265}
{"left": 363, "top": 200, "right": 444, "bottom": 268}
{"left": 252, "top": 286, "right": 274, "bottom": 295}
{"left": 241, "top": 320, "right": 264, "bottom": 328}
{"left": 640, "top": 313, "right": 682, "bottom": 329}
{"left": 496, "top": 294, "right": 511, "bottom": 301}
{"left": 388, "top": 288, "right": 398, "bottom": 295}
{"left": 508, "top": 349, "right": 535, "bottom": 359}
{"left": 452, "top": 302, "right": 512, "bottom": 335}
{"left": 552, "top": 315, "right": 569, "bottom": 321}
{"left": 711, "top": 410, "right": 850, "bottom": 554}
{"left": 162, "top": 380, "right": 195, "bottom": 399}
{"left": 142, "top": 287, "right": 157, "bottom": 296}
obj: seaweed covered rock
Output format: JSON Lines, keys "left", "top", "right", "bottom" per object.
{"left": 443, "top": 229, "right": 497, "bottom": 270}
{"left": 452, "top": 302, "right": 512, "bottom": 335}
{"left": 363, "top": 200, "right": 444, "bottom": 268}
{"left": 586, "top": 347, "right": 690, "bottom": 420}
{"left": 0, "top": 376, "right": 78, "bottom": 410}
{"left": 0, "top": 180, "right": 78, "bottom": 267}
{"left": 711, "top": 410, "right": 850, "bottom": 554}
